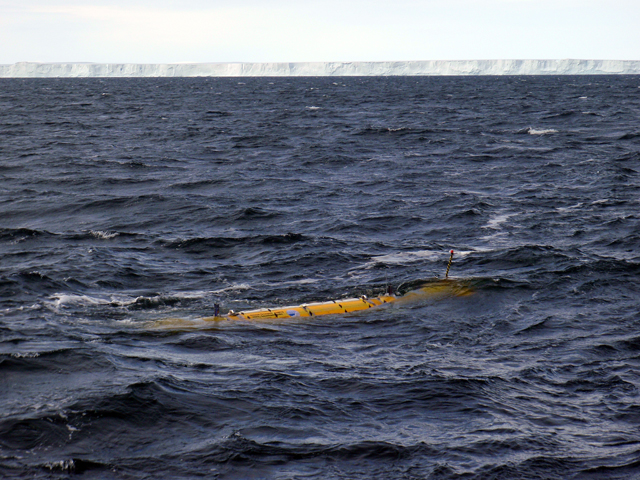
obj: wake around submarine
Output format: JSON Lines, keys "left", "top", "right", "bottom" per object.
{"left": 200, "top": 250, "right": 472, "bottom": 322}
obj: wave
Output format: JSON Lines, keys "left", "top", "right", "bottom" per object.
{"left": 168, "top": 335, "right": 235, "bottom": 350}
{"left": 46, "top": 291, "right": 208, "bottom": 311}
{"left": 353, "top": 125, "right": 437, "bottom": 137}
{"left": 88, "top": 230, "right": 119, "bottom": 240}
{"left": 204, "top": 110, "right": 232, "bottom": 117}
{"left": 614, "top": 152, "right": 640, "bottom": 162}
{"left": 0, "top": 228, "right": 143, "bottom": 246}
{"left": 0, "top": 347, "right": 111, "bottom": 374}
{"left": 542, "top": 110, "right": 576, "bottom": 119}
{"left": 43, "top": 458, "right": 108, "bottom": 475}
{"left": 232, "top": 207, "right": 281, "bottom": 221}
{"left": 365, "top": 249, "right": 474, "bottom": 269}
{"left": 368, "top": 250, "right": 442, "bottom": 265}
{"left": 0, "top": 227, "right": 56, "bottom": 243}
{"left": 619, "top": 131, "right": 640, "bottom": 140}
{"left": 160, "top": 233, "right": 306, "bottom": 252}
{"left": 48, "top": 293, "right": 114, "bottom": 309}
{"left": 517, "top": 127, "right": 559, "bottom": 135}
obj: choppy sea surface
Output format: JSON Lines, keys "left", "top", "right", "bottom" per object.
{"left": 1, "top": 76, "right": 640, "bottom": 479}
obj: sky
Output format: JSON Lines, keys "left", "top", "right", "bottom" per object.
{"left": 1, "top": 0, "right": 638, "bottom": 64}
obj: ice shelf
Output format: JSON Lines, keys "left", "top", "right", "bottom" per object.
{"left": 2, "top": 60, "right": 640, "bottom": 77}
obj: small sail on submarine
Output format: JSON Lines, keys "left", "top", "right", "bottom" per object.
{"left": 200, "top": 250, "right": 472, "bottom": 322}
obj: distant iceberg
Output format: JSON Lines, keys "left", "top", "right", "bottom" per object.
{"left": 2, "top": 60, "right": 640, "bottom": 77}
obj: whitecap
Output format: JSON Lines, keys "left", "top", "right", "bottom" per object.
{"left": 367, "top": 249, "right": 472, "bottom": 267}
{"left": 528, "top": 128, "right": 558, "bottom": 135}
{"left": 370, "top": 250, "right": 441, "bottom": 265}
{"left": 480, "top": 213, "right": 515, "bottom": 242}
{"left": 89, "top": 230, "right": 118, "bottom": 239}
{"left": 556, "top": 203, "right": 584, "bottom": 213}
{"left": 211, "top": 283, "right": 251, "bottom": 294}
{"left": 482, "top": 213, "right": 514, "bottom": 230}
{"left": 11, "top": 351, "right": 40, "bottom": 358}
{"left": 48, "top": 293, "right": 112, "bottom": 309}
{"left": 274, "top": 278, "right": 319, "bottom": 286}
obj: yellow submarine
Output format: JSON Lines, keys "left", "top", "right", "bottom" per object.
{"left": 199, "top": 250, "right": 472, "bottom": 322}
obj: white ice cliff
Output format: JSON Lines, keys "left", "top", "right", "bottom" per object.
{"left": 1, "top": 60, "right": 639, "bottom": 77}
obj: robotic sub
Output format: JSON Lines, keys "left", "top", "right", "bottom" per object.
{"left": 202, "top": 278, "right": 473, "bottom": 322}
{"left": 151, "top": 251, "right": 472, "bottom": 328}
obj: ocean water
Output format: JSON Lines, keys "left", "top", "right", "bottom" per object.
{"left": 1, "top": 75, "right": 640, "bottom": 479}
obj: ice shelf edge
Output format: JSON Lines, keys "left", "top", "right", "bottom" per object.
{"left": 2, "top": 59, "right": 640, "bottom": 77}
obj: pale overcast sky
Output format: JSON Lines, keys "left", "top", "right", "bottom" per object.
{"left": 1, "top": 0, "right": 638, "bottom": 64}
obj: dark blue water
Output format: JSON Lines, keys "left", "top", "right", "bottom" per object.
{"left": 1, "top": 75, "right": 640, "bottom": 479}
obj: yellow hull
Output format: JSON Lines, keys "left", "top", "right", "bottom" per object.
{"left": 149, "top": 250, "right": 470, "bottom": 329}
{"left": 199, "top": 279, "right": 473, "bottom": 322}
{"left": 202, "top": 294, "right": 395, "bottom": 321}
